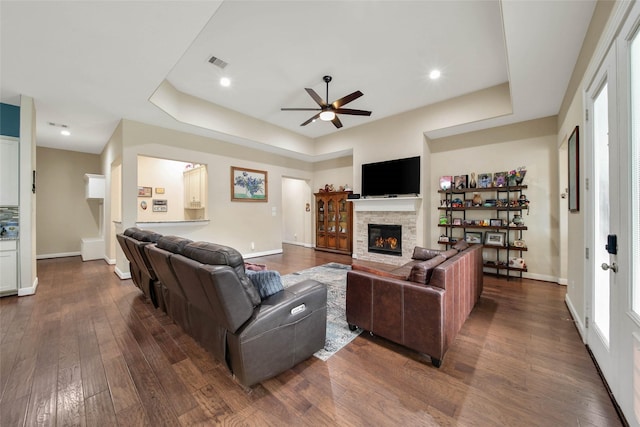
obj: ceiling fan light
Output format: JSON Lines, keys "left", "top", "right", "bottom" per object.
{"left": 319, "top": 110, "right": 335, "bottom": 121}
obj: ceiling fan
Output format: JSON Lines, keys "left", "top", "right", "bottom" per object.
{"left": 281, "top": 75, "right": 372, "bottom": 129}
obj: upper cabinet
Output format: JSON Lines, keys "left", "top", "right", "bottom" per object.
{"left": 184, "top": 165, "right": 207, "bottom": 209}
{"left": 84, "top": 174, "right": 105, "bottom": 199}
{"left": 0, "top": 138, "right": 19, "bottom": 206}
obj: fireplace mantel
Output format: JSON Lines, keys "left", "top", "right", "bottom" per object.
{"left": 349, "top": 196, "right": 421, "bottom": 212}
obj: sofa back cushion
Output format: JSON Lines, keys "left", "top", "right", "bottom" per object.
{"left": 156, "top": 235, "right": 193, "bottom": 254}
{"left": 452, "top": 240, "right": 470, "bottom": 251}
{"left": 408, "top": 255, "right": 446, "bottom": 284}
{"left": 411, "top": 246, "right": 443, "bottom": 261}
{"left": 441, "top": 248, "right": 459, "bottom": 259}
{"left": 183, "top": 242, "right": 261, "bottom": 306}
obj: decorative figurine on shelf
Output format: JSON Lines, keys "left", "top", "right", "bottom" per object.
{"left": 451, "top": 198, "right": 464, "bottom": 208}
{"left": 472, "top": 193, "right": 483, "bottom": 206}
{"left": 439, "top": 216, "right": 448, "bottom": 225}
{"left": 511, "top": 215, "right": 524, "bottom": 227}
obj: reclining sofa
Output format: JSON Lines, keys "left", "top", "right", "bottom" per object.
{"left": 346, "top": 242, "right": 483, "bottom": 367}
{"left": 117, "top": 229, "right": 327, "bottom": 387}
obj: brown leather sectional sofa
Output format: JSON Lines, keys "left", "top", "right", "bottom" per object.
{"left": 345, "top": 242, "right": 483, "bottom": 367}
{"left": 117, "top": 228, "right": 327, "bottom": 387}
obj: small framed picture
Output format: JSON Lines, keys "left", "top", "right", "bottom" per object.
{"left": 439, "top": 176, "right": 453, "bottom": 191}
{"left": 489, "top": 218, "right": 503, "bottom": 227}
{"left": 452, "top": 218, "right": 462, "bottom": 226}
{"left": 138, "top": 186, "right": 152, "bottom": 197}
{"left": 478, "top": 173, "right": 492, "bottom": 188}
{"left": 494, "top": 172, "right": 507, "bottom": 187}
{"left": 465, "top": 231, "right": 483, "bottom": 244}
{"left": 485, "top": 231, "right": 506, "bottom": 247}
{"left": 155, "top": 187, "right": 165, "bottom": 194}
{"left": 453, "top": 175, "right": 468, "bottom": 190}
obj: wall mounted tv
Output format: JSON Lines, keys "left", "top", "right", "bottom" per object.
{"left": 361, "top": 156, "right": 420, "bottom": 197}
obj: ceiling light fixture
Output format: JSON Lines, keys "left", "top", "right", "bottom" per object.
{"left": 319, "top": 110, "right": 335, "bottom": 121}
{"left": 220, "top": 77, "right": 231, "bottom": 87}
{"left": 429, "top": 69, "right": 441, "bottom": 80}
{"left": 60, "top": 129, "right": 71, "bottom": 136}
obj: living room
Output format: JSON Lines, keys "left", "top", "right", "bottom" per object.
{"left": 2, "top": 1, "right": 639, "bottom": 425}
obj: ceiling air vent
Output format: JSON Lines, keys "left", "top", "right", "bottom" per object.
{"left": 208, "top": 55, "right": 228, "bottom": 69}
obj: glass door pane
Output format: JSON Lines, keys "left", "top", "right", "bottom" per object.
{"left": 593, "top": 83, "right": 611, "bottom": 345}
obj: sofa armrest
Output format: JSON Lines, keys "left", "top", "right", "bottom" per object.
{"left": 238, "top": 279, "right": 327, "bottom": 338}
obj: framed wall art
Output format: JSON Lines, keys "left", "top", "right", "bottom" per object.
{"left": 231, "top": 166, "right": 268, "bottom": 202}
{"left": 568, "top": 126, "right": 579, "bottom": 212}
{"left": 484, "top": 231, "right": 506, "bottom": 247}
{"left": 138, "top": 186, "right": 152, "bottom": 197}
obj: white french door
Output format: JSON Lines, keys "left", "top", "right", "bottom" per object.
{"left": 586, "top": 3, "right": 640, "bottom": 425}
{"left": 586, "top": 46, "right": 618, "bottom": 388}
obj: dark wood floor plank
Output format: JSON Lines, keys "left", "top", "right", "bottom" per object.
{"left": 84, "top": 389, "right": 117, "bottom": 427}
{"left": 56, "top": 363, "right": 85, "bottom": 427}
{"left": 0, "top": 247, "right": 623, "bottom": 426}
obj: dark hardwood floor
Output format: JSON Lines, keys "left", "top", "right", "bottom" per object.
{"left": 0, "top": 244, "right": 622, "bottom": 426}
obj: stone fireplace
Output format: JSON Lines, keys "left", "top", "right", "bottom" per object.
{"left": 352, "top": 198, "right": 419, "bottom": 265}
{"left": 368, "top": 224, "right": 402, "bottom": 256}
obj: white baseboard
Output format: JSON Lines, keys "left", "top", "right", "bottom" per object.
{"left": 104, "top": 256, "right": 115, "bottom": 265}
{"left": 282, "top": 240, "right": 313, "bottom": 248}
{"left": 36, "top": 251, "right": 81, "bottom": 260}
{"left": 243, "top": 248, "right": 283, "bottom": 259}
{"left": 115, "top": 267, "right": 131, "bottom": 280}
{"left": 18, "top": 276, "right": 38, "bottom": 296}
{"left": 557, "top": 277, "right": 568, "bottom": 286}
{"left": 565, "top": 294, "right": 586, "bottom": 343}
{"left": 522, "top": 272, "right": 561, "bottom": 284}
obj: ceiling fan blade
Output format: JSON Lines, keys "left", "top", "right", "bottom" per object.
{"left": 305, "top": 88, "right": 327, "bottom": 107}
{"left": 281, "top": 108, "right": 321, "bottom": 111}
{"left": 334, "top": 108, "right": 372, "bottom": 116}
{"left": 332, "top": 90, "right": 363, "bottom": 109}
{"left": 331, "top": 115, "right": 343, "bottom": 129}
{"left": 301, "top": 113, "right": 320, "bottom": 126}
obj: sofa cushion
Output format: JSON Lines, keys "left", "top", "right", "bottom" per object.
{"left": 156, "top": 235, "right": 193, "bottom": 254}
{"left": 246, "top": 270, "right": 284, "bottom": 299}
{"left": 452, "top": 240, "right": 470, "bottom": 251}
{"left": 441, "top": 248, "right": 459, "bottom": 259}
{"left": 123, "top": 227, "right": 142, "bottom": 237}
{"left": 131, "top": 229, "right": 162, "bottom": 243}
{"left": 411, "top": 246, "right": 443, "bottom": 261}
{"left": 183, "top": 242, "right": 261, "bottom": 306}
{"left": 351, "top": 263, "right": 407, "bottom": 280}
{"left": 408, "top": 255, "right": 446, "bottom": 284}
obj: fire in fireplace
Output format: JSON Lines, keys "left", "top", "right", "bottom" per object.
{"left": 368, "top": 224, "right": 402, "bottom": 256}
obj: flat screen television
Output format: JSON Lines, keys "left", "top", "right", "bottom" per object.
{"left": 361, "top": 156, "right": 420, "bottom": 197}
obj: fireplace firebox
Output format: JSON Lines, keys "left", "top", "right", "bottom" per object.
{"left": 368, "top": 224, "right": 402, "bottom": 256}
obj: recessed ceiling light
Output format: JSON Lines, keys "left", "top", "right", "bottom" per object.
{"left": 220, "top": 77, "right": 231, "bottom": 87}
{"left": 429, "top": 69, "right": 441, "bottom": 80}
{"left": 60, "top": 129, "right": 71, "bottom": 136}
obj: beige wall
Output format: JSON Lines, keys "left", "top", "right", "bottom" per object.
{"left": 429, "top": 117, "right": 559, "bottom": 281}
{"left": 36, "top": 146, "right": 102, "bottom": 256}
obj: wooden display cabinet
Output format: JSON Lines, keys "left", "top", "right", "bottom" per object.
{"left": 314, "top": 191, "right": 353, "bottom": 255}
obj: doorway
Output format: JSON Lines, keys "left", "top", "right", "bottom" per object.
{"left": 281, "top": 177, "right": 312, "bottom": 247}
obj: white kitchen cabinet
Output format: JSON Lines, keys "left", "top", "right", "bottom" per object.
{"left": 0, "top": 239, "right": 18, "bottom": 295}
{"left": 183, "top": 166, "right": 207, "bottom": 209}
{"left": 0, "top": 138, "right": 19, "bottom": 206}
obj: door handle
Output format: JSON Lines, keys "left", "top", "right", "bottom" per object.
{"left": 601, "top": 262, "right": 618, "bottom": 273}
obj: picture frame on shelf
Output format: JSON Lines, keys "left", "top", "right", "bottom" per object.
{"left": 465, "top": 231, "right": 483, "bottom": 244}
{"left": 493, "top": 172, "right": 507, "bottom": 187}
{"left": 489, "top": 218, "right": 503, "bottom": 227}
{"left": 453, "top": 175, "right": 468, "bottom": 189}
{"left": 439, "top": 176, "right": 453, "bottom": 191}
{"left": 478, "top": 173, "right": 492, "bottom": 188}
{"left": 452, "top": 218, "right": 462, "bottom": 226}
{"left": 484, "top": 231, "right": 506, "bottom": 246}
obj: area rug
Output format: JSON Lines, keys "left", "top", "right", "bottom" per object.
{"left": 280, "top": 262, "right": 361, "bottom": 361}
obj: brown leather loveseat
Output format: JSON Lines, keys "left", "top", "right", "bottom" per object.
{"left": 345, "top": 242, "right": 483, "bottom": 367}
